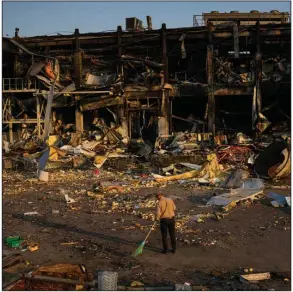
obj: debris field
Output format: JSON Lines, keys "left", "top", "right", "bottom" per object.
{"left": 2, "top": 10, "right": 291, "bottom": 291}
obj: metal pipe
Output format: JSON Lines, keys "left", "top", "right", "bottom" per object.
{"left": 8, "top": 39, "right": 57, "bottom": 61}
{"left": 2, "top": 119, "right": 44, "bottom": 124}
{"left": 58, "top": 91, "right": 113, "bottom": 95}
{"left": 24, "top": 274, "right": 96, "bottom": 288}
{"left": 34, "top": 91, "right": 113, "bottom": 96}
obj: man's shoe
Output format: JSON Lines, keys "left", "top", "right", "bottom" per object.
{"left": 171, "top": 250, "right": 176, "bottom": 254}
{"left": 161, "top": 250, "right": 167, "bottom": 254}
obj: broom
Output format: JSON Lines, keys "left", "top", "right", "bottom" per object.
{"left": 132, "top": 222, "right": 156, "bottom": 257}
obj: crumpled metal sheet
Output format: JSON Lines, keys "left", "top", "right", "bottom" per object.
{"left": 137, "top": 143, "right": 152, "bottom": 158}
{"left": 27, "top": 62, "right": 45, "bottom": 76}
{"left": 207, "top": 178, "right": 264, "bottom": 207}
{"left": 256, "top": 112, "right": 271, "bottom": 133}
{"left": 54, "top": 83, "right": 76, "bottom": 98}
{"left": 254, "top": 141, "right": 291, "bottom": 179}
{"left": 85, "top": 73, "right": 115, "bottom": 87}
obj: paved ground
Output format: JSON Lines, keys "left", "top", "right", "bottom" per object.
{"left": 2, "top": 169, "right": 291, "bottom": 290}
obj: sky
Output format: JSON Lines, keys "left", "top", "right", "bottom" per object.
{"left": 2, "top": 1, "right": 291, "bottom": 37}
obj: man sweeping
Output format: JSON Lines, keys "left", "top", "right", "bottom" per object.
{"left": 156, "top": 193, "right": 177, "bottom": 254}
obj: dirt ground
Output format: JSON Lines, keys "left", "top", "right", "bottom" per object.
{"left": 2, "top": 168, "right": 291, "bottom": 291}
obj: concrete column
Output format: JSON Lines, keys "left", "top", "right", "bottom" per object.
{"left": 159, "top": 23, "right": 170, "bottom": 136}
{"left": 75, "top": 96, "right": 84, "bottom": 132}
{"left": 117, "top": 26, "right": 125, "bottom": 124}
{"left": 207, "top": 22, "right": 215, "bottom": 136}
{"left": 9, "top": 122, "right": 13, "bottom": 143}
{"left": 74, "top": 29, "right": 82, "bottom": 89}
{"left": 36, "top": 97, "right": 41, "bottom": 138}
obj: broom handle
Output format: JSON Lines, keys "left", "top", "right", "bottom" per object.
{"left": 144, "top": 222, "right": 156, "bottom": 242}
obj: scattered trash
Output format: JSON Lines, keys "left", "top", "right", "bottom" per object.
{"left": 267, "top": 192, "right": 291, "bottom": 207}
{"left": 75, "top": 284, "right": 84, "bottom": 291}
{"left": 60, "top": 242, "right": 79, "bottom": 246}
{"left": 28, "top": 244, "right": 39, "bottom": 252}
{"left": 190, "top": 214, "right": 213, "bottom": 223}
{"left": 5, "top": 236, "right": 24, "bottom": 248}
{"left": 64, "top": 195, "right": 76, "bottom": 204}
{"left": 131, "top": 281, "right": 144, "bottom": 287}
{"left": 207, "top": 178, "right": 264, "bottom": 207}
{"left": 24, "top": 212, "right": 39, "bottom": 216}
{"left": 37, "top": 170, "right": 49, "bottom": 182}
{"left": 175, "top": 282, "right": 192, "bottom": 291}
{"left": 240, "top": 272, "right": 271, "bottom": 284}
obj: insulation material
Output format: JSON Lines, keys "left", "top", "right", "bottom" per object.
{"left": 198, "top": 153, "right": 220, "bottom": 179}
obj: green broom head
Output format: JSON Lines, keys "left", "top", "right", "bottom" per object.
{"left": 131, "top": 240, "right": 146, "bottom": 257}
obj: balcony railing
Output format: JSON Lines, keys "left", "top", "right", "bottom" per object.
{"left": 2, "top": 78, "right": 37, "bottom": 92}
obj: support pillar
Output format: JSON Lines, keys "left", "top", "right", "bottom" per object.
{"left": 159, "top": 23, "right": 170, "bottom": 136}
{"left": 117, "top": 25, "right": 125, "bottom": 124}
{"left": 73, "top": 29, "right": 83, "bottom": 133}
{"left": 233, "top": 23, "right": 239, "bottom": 59}
{"left": 8, "top": 97, "right": 13, "bottom": 143}
{"left": 255, "top": 21, "right": 262, "bottom": 112}
{"left": 43, "top": 83, "right": 54, "bottom": 142}
{"left": 146, "top": 16, "right": 153, "bottom": 30}
{"left": 9, "top": 123, "right": 13, "bottom": 143}
{"left": 252, "top": 21, "right": 263, "bottom": 137}
{"left": 117, "top": 26, "right": 123, "bottom": 79}
{"left": 74, "top": 29, "right": 82, "bottom": 89}
{"left": 75, "top": 96, "right": 84, "bottom": 132}
{"left": 52, "top": 110, "right": 57, "bottom": 123}
{"left": 36, "top": 96, "right": 41, "bottom": 138}
{"left": 207, "top": 23, "right": 215, "bottom": 135}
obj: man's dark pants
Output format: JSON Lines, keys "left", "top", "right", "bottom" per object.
{"left": 160, "top": 217, "right": 176, "bottom": 251}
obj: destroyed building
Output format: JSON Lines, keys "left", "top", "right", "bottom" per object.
{"left": 2, "top": 12, "right": 291, "bottom": 151}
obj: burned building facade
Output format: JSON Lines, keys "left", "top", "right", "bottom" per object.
{"left": 2, "top": 13, "right": 291, "bottom": 146}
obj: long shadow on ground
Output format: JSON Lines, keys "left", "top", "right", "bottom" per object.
{"left": 11, "top": 214, "right": 161, "bottom": 255}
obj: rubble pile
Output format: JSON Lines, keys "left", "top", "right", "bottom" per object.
{"left": 3, "top": 126, "right": 291, "bottom": 186}
{"left": 2, "top": 117, "right": 131, "bottom": 171}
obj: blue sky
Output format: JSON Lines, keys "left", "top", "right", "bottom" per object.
{"left": 3, "top": 1, "right": 291, "bottom": 37}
